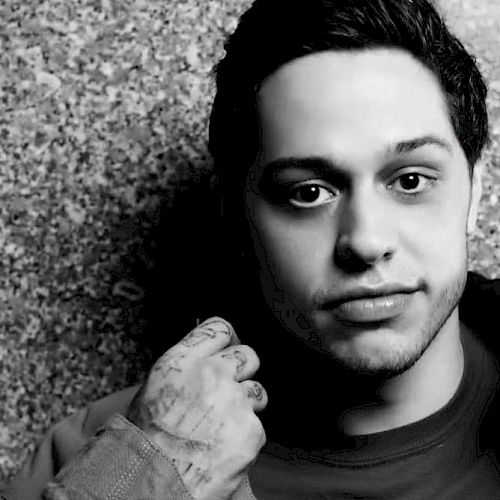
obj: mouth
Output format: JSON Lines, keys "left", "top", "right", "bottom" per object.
{"left": 318, "top": 286, "right": 420, "bottom": 325}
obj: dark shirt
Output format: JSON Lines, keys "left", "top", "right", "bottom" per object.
{"left": 249, "top": 324, "right": 500, "bottom": 499}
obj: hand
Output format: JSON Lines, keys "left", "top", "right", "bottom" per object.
{"left": 126, "top": 317, "right": 267, "bottom": 500}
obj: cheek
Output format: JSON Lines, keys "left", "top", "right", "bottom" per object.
{"left": 400, "top": 189, "right": 470, "bottom": 275}
{"left": 248, "top": 203, "right": 331, "bottom": 300}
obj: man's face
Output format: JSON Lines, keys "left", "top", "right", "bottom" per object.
{"left": 244, "top": 48, "right": 481, "bottom": 376}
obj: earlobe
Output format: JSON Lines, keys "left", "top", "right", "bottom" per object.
{"left": 466, "top": 161, "right": 484, "bottom": 235}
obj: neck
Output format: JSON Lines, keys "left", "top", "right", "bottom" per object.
{"left": 249, "top": 308, "right": 464, "bottom": 447}
{"left": 339, "top": 310, "right": 464, "bottom": 435}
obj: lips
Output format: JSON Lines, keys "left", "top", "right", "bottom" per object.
{"left": 318, "top": 286, "right": 420, "bottom": 325}
{"left": 332, "top": 293, "right": 415, "bottom": 324}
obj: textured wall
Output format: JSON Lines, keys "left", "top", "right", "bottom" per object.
{"left": 0, "top": 0, "right": 499, "bottom": 479}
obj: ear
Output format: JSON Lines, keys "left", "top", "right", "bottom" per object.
{"left": 466, "top": 161, "right": 484, "bottom": 235}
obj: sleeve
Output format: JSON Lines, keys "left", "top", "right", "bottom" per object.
{"left": 0, "top": 414, "right": 194, "bottom": 500}
{"left": 42, "top": 414, "right": 194, "bottom": 500}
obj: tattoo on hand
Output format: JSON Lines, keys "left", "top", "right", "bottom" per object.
{"left": 222, "top": 349, "right": 246, "bottom": 373}
{"left": 181, "top": 329, "right": 217, "bottom": 347}
{"left": 187, "top": 405, "right": 215, "bottom": 437}
{"left": 247, "top": 382, "right": 263, "bottom": 401}
{"left": 141, "top": 383, "right": 185, "bottom": 424}
{"left": 152, "top": 360, "right": 183, "bottom": 378}
{"left": 197, "top": 318, "right": 232, "bottom": 338}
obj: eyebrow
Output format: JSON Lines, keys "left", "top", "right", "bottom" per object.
{"left": 387, "top": 135, "right": 453, "bottom": 155}
{"left": 260, "top": 157, "right": 339, "bottom": 177}
{"left": 259, "top": 135, "right": 453, "bottom": 174}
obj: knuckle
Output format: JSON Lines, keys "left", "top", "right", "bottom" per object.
{"left": 246, "top": 380, "right": 267, "bottom": 403}
{"left": 241, "top": 345, "right": 260, "bottom": 364}
{"left": 148, "top": 357, "right": 183, "bottom": 383}
{"left": 259, "top": 427, "right": 267, "bottom": 447}
{"left": 230, "top": 345, "right": 260, "bottom": 370}
{"left": 221, "top": 346, "right": 248, "bottom": 368}
{"left": 198, "top": 316, "right": 235, "bottom": 338}
{"left": 247, "top": 414, "right": 266, "bottom": 444}
{"left": 172, "top": 317, "right": 236, "bottom": 351}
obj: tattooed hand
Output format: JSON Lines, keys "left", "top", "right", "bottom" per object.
{"left": 126, "top": 317, "right": 267, "bottom": 500}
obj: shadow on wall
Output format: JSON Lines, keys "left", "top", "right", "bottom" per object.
{"left": 140, "top": 163, "right": 227, "bottom": 366}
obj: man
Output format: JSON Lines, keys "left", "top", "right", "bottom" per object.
{"left": 2, "top": 0, "right": 500, "bottom": 498}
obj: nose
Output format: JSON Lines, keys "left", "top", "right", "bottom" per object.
{"left": 334, "top": 189, "right": 395, "bottom": 272}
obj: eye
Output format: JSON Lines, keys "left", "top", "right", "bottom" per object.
{"left": 288, "top": 182, "right": 337, "bottom": 208}
{"left": 390, "top": 173, "right": 436, "bottom": 196}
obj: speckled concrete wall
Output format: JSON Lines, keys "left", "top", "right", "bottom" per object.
{"left": 0, "top": 0, "right": 498, "bottom": 479}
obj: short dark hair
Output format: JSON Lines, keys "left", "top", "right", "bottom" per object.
{"left": 208, "top": 0, "right": 489, "bottom": 203}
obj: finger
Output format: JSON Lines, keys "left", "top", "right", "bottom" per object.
{"left": 167, "top": 317, "right": 240, "bottom": 360}
{"left": 240, "top": 380, "right": 268, "bottom": 413}
{"left": 214, "top": 344, "right": 260, "bottom": 382}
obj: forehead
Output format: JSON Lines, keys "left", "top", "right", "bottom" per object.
{"left": 256, "top": 48, "right": 460, "bottom": 163}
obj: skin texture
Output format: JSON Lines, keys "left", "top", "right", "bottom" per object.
{"left": 244, "top": 48, "right": 482, "bottom": 433}
{"left": 127, "top": 317, "right": 267, "bottom": 499}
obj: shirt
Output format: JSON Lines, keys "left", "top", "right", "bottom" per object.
{"left": 249, "top": 326, "right": 500, "bottom": 499}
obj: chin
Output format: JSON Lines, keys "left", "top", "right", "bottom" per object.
{"left": 321, "top": 326, "right": 430, "bottom": 378}
{"left": 328, "top": 342, "right": 427, "bottom": 378}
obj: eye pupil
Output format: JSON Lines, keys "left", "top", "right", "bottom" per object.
{"left": 297, "top": 186, "right": 320, "bottom": 202}
{"left": 400, "top": 174, "right": 420, "bottom": 190}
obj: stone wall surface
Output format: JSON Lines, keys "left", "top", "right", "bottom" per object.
{"left": 0, "top": 0, "right": 498, "bottom": 479}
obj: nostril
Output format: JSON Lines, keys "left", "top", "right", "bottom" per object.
{"left": 334, "top": 241, "right": 394, "bottom": 273}
{"left": 334, "top": 245, "right": 371, "bottom": 273}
